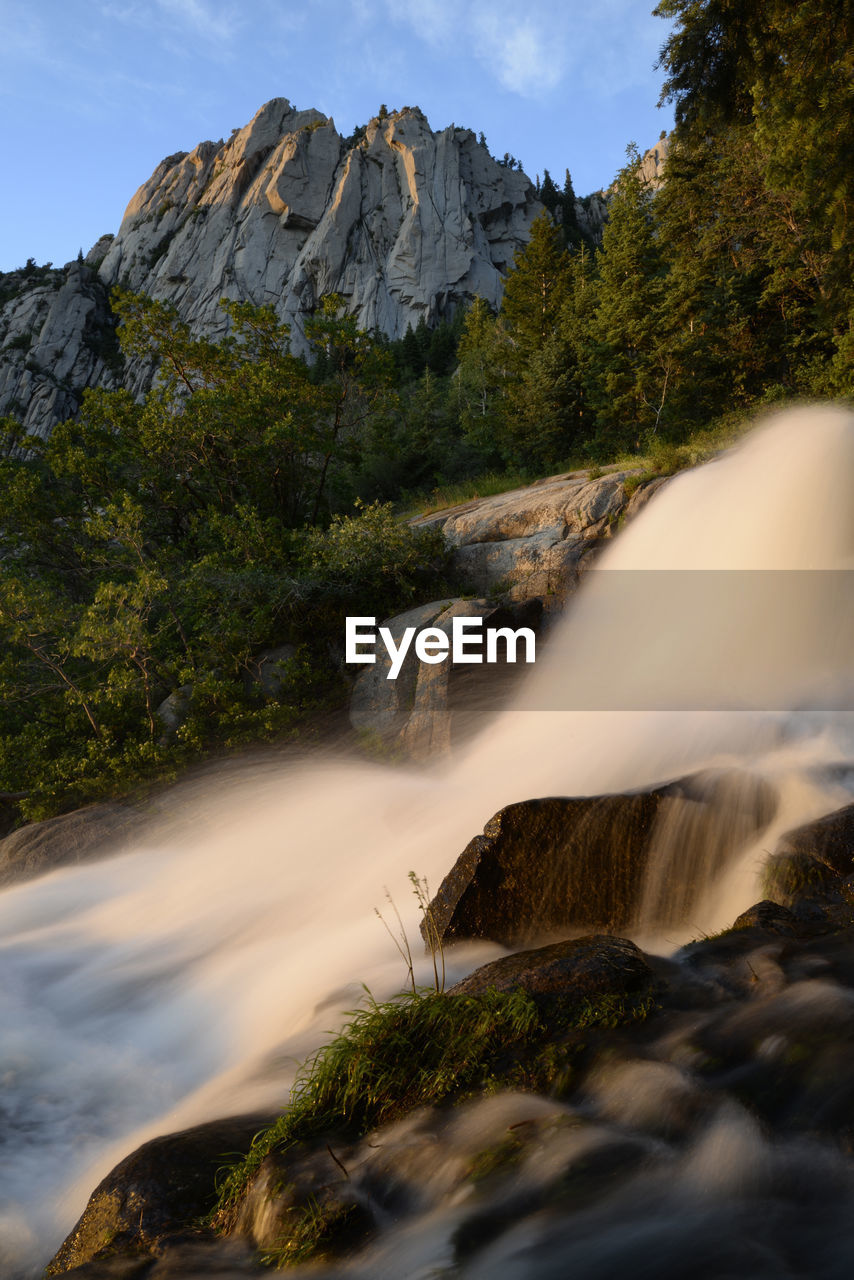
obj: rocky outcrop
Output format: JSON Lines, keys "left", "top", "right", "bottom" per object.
{"left": 0, "top": 101, "right": 540, "bottom": 437}
{"left": 426, "top": 770, "right": 777, "bottom": 945}
{"left": 416, "top": 469, "right": 668, "bottom": 605}
{"left": 764, "top": 801, "right": 854, "bottom": 909}
{"left": 447, "top": 934, "right": 653, "bottom": 1005}
{"left": 0, "top": 801, "right": 145, "bottom": 887}
{"left": 98, "top": 101, "right": 537, "bottom": 355}
{"left": 350, "top": 471, "right": 670, "bottom": 756}
{"left": 0, "top": 261, "right": 120, "bottom": 438}
{"left": 640, "top": 134, "right": 669, "bottom": 189}
{"left": 349, "top": 596, "right": 542, "bottom": 755}
{"left": 46, "top": 1114, "right": 273, "bottom": 1275}
{"left": 0, "top": 103, "right": 671, "bottom": 439}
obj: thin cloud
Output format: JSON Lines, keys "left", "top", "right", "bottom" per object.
{"left": 156, "top": 0, "right": 242, "bottom": 44}
{"left": 470, "top": 4, "right": 563, "bottom": 96}
{"left": 386, "top": 0, "right": 457, "bottom": 49}
{"left": 383, "top": 0, "right": 564, "bottom": 99}
{"left": 380, "top": 0, "right": 666, "bottom": 101}
{"left": 101, "top": 0, "right": 243, "bottom": 47}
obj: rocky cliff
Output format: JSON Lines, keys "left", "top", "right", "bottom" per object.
{"left": 0, "top": 100, "right": 543, "bottom": 437}
{"left": 0, "top": 100, "right": 669, "bottom": 440}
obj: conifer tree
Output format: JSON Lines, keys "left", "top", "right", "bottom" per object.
{"left": 587, "top": 147, "right": 673, "bottom": 446}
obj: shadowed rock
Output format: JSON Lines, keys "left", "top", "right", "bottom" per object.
{"left": 765, "top": 802, "right": 854, "bottom": 909}
{"left": 46, "top": 1114, "right": 274, "bottom": 1276}
{"left": 426, "top": 771, "right": 778, "bottom": 946}
{"left": 731, "top": 900, "right": 797, "bottom": 934}
{"left": 447, "top": 935, "right": 653, "bottom": 1005}
{"left": 0, "top": 802, "right": 146, "bottom": 887}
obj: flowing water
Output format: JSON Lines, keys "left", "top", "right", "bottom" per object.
{"left": 4, "top": 405, "right": 854, "bottom": 1276}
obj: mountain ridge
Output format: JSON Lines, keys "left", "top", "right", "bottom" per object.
{"left": 0, "top": 99, "right": 549, "bottom": 438}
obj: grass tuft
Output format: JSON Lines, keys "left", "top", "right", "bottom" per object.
{"left": 212, "top": 984, "right": 657, "bottom": 1231}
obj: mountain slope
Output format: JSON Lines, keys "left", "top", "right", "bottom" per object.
{"left": 0, "top": 100, "right": 542, "bottom": 438}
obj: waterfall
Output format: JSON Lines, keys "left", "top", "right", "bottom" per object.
{"left": 3, "top": 405, "right": 854, "bottom": 1276}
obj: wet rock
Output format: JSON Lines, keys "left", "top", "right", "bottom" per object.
{"left": 584, "top": 1058, "right": 712, "bottom": 1141}
{"left": 57, "top": 1238, "right": 266, "bottom": 1277}
{"left": 775, "top": 803, "right": 854, "bottom": 875}
{"left": 623, "top": 474, "right": 672, "bottom": 519}
{"left": 765, "top": 803, "right": 854, "bottom": 909}
{"left": 349, "top": 596, "right": 542, "bottom": 757}
{"left": 447, "top": 935, "right": 653, "bottom": 1006}
{"left": 731, "top": 901, "right": 797, "bottom": 934}
{"left": 47, "top": 1114, "right": 274, "bottom": 1275}
{"left": 426, "top": 771, "right": 777, "bottom": 945}
{"left": 236, "top": 1144, "right": 375, "bottom": 1264}
{"left": 400, "top": 597, "right": 543, "bottom": 761}
{"left": 427, "top": 793, "right": 664, "bottom": 946}
{"left": 0, "top": 802, "right": 144, "bottom": 886}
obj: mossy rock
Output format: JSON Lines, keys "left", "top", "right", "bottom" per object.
{"left": 46, "top": 1114, "right": 274, "bottom": 1275}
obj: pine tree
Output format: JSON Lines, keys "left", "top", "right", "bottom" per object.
{"left": 560, "top": 169, "right": 583, "bottom": 248}
{"left": 455, "top": 297, "right": 506, "bottom": 464}
{"left": 501, "top": 211, "right": 571, "bottom": 355}
{"left": 587, "top": 147, "right": 674, "bottom": 447}
{"left": 654, "top": 0, "right": 854, "bottom": 398}
{"left": 539, "top": 170, "right": 560, "bottom": 219}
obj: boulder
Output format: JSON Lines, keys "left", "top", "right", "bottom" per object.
{"left": 155, "top": 684, "right": 193, "bottom": 743}
{"left": 348, "top": 599, "right": 455, "bottom": 743}
{"left": 764, "top": 802, "right": 854, "bottom": 907}
{"left": 0, "top": 802, "right": 144, "bottom": 887}
{"left": 427, "top": 793, "right": 664, "bottom": 946}
{"left": 349, "top": 597, "right": 542, "bottom": 755}
{"left": 52, "top": 1238, "right": 265, "bottom": 1276}
{"left": 400, "top": 597, "right": 543, "bottom": 760}
{"left": 730, "top": 900, "right": 797, "bottom": 934}
{"left": 243, "top": 644, "right": 296, "bottom": 698}
{"left": 447, "top": 935, "right": 653, "bottom": 1004}
{"left": 46, "top": 1114, "right": 274, "bottom": 1275}
{"left": 424, "top": 470, "right": 640, "bottom": 605}
{"left": 426, "top": 771, "right": 777, "bottom": 945}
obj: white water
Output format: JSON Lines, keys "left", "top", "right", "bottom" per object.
{"left": 4, "top": 405, "right": 854, "bottom": 1275}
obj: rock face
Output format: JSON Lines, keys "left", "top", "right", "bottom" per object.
{"left": 764, "top": 802, "right": 854, "bottom": 908}
{"left": 1, "top": 100, "right": 541, "bottom": 437}
{"left": 0, "top": 261, "right": 120, "bottom": 438}
{"left": 426, "top": 771, "right": 777, "bottom": 945}
{"left": 416, "top": 470, "right": 667, "bottom": 604}
{"left": 639, "top": 134, "right": 669, "bottom": 189}
{"left": 99, "top": 100, "right": 537, "bottom": 354}
{"left": 349, "top": 596, "right": 543, "bottom": 756}
{"left": 350, "top": 471, "right": 670, "bottom": 757}
{"left": 46, "top": 1115, "right": 273, "bottom": 1275}
{"left": 0, "top": 801, "right": 145, "bottom": 887}
{"left": 447, "top": 934, "right": 653, "bottom": 1005}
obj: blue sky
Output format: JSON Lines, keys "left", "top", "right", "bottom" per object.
{"left": 1, "top": 0, "right": 674, "bottom": 273}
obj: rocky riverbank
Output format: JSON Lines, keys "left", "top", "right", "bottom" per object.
{"left": 41, "top": 786, "right": 854, "bottom": 1279}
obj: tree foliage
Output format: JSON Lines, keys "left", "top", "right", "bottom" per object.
{"left": 0, "top": 296, "right": 450, "bottom": 821}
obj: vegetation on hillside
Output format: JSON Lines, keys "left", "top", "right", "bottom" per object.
{"left": 0, "top": 296, "right": 451, "bottom": 822}
{"left": 2, "top": 0, "right": 852, "bottom": 824}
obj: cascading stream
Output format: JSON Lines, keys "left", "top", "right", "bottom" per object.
{"left": 3, "top": 405, "right": 854, "bottom": 1276}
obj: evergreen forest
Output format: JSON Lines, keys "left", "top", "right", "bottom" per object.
{"left": 2, "top": 0, "right": 853, "bottom": 822}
